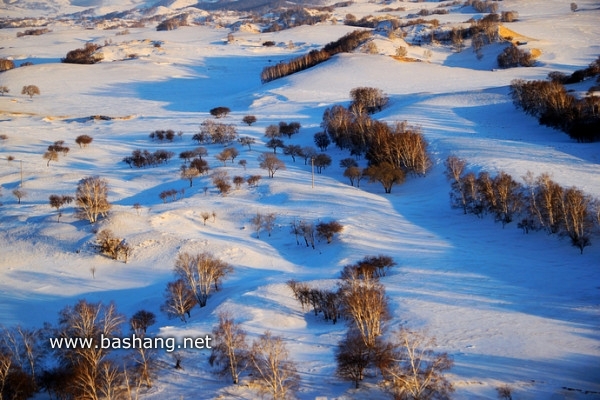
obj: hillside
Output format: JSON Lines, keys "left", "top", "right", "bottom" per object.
{"left": 0, "top": 0, "right": 599, "bottom": 399}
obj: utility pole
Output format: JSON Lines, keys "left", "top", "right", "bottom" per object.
{"left": 311, "top": 157, "right": 314, "bottom": 188}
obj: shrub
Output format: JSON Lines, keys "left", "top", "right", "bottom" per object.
{"left": 497, "top": 45, "right": 535, "bottom": 68}
{"left": 75, "top": 135, "right": 93, "bottom": 148}
{"left": 0, "top": 58, "right": 15, "bottom": 72}
{"left": 62, "top": 43, "right": 103, "bottom": 64}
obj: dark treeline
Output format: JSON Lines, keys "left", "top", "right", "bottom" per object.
{"left": 260, "top": 30, "right": 372, "bottom": 83}
{"left": 445, "top": 155, "right": 600, "bottom": 254}
{"left": 510, "top": 56, "right": 600, "bottom": 142}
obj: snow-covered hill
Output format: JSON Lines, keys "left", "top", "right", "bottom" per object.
{"left": 0, "top": 0, "right": 599, "bottom": 399}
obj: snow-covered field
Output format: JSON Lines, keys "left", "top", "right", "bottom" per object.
{"left": 0, "top": 0, "right": 599, "bottom": 398}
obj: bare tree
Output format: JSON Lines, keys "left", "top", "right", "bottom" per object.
{"left": 161, "top": 279, "right": 197, "bottom": 322}
{"left": 259, "top": 153, "right": 285, "bottom": 178}
{"left": 55, "top": 300, "right": 125, "bottom": 400}
{"left": 313, "top": 153, "right": 332, "bottom": 173}
{"left": 210, "top": 106, "right": 231, "bottom": 118}
{"left": 335, "top": 328, "right": 371, "bottom": 388}
{"left": 364, "top": 162, "right": 405, "bottom": 194}
{"left": 344, "top": 166, "right": 364, "bottom": 187}
{"left": 251, "top": 213, "right": 263, "bottom": 238}
{"left": 129, "top": 310, "right": 156, "bottom": 336}
{"left": 249, "top": 331, "right": 300, "bottom": 400}
{"left": 75, "top": 135, "right": 93, "bottom": 148}
{"left": 129, "top": 346, "right": 157, "bottom": 389}
{"left": 266, "top": 138, "right": 285, "bottom": 154}
{"left": 496, "top": 384, "right": 513, "bottom": 400}
{"left": 247, "top": 175, "right": 262, "bottom": 187}
{"left": 180, "top": 165, "right": 200, "bottom": 187}
{"left": 301, "top": 146, "right": 317, "bottom": 165}
{"left": 233, "top": 176, "right": 245, "bottom": 189}
{"left": 379, "top": 329, "right": 454, "bottom": 400}
{"left": 76, "top": 176, "right": 111, "bottom": 223}
{"left": 43, "top": 149, "right": 59, "bottom": 166}
{"left": 313, "top": 132, "right": 331, "bottom": 151}
{"left": 445, "top": 155, "right": 468, "bottom": 213}
{"left": 49, "top": 194, "right": 74, "bottom": 222}
{"left": 339, "top": 273, "right": 389, "bottom": 349}
{"left": 174, "top": 252, "right": 233, "bottom": 307}
{"left": 12, "top": 189, "right": 26, "bottom": 204}
{"left": 350, "top": 87, "right": 388, "bottom": 114}
{"left": 21, "top": 85, "right": 40, "bottom": 99}
{"left": 562, "top": 186, "right": 593, "bottom": 253}
{"left": 215, "top": 150, "right": 230, "bottom": 166}
{"left": 283, "top": 144, "right": 303, "bottom": 162}
{"left": 264, "top": 124, "right": 281, "bottom": 139}
{"left": 239, "top": 136, "right": 256, "bottom": 151}
{"left": 242, "top": 115, "right": 257, "bottom": 126}
{"left": 209, "top": 312, "right": 249, "bottom": 384}
{"left": 263, "top": 213, "right": 277, "bottom": 237}
{"left": 0, "top": 325, "right": 44, "bottom": 394}
{"left": 299, "top": 220, "right": 315, "bottom": 249}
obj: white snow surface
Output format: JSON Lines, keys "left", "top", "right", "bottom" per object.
{"left": 0, "top": 0, "right": 599, "bottom": 399}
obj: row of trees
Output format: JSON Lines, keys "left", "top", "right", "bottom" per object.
{"left": 260, "top": 29, "right": 372, "bottom": 83}
{"left": 509, "top": 57, "right": 600, "bottom": 142}
{"left": 122, "top": 149, "right": 175, "bottom": 168}
{"left": 445, "top": 155, "right": 600, "bottom": 253}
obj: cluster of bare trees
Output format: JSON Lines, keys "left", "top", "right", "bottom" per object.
{"left": 168, "top": 251, "right": 233, "bottom": 312}
{"left": 149, "top": 129, "right": 181, "bottom": 142}
{"left": 43, "top": 140, "right": 69, "bottom": 166}
{"left": 288, "top": 252, "right": 453, "bottom": 397}
{"left": 0, "top": 302, "right": 163, "bottom": 400}
{"left": 350, "top": 87, "right": 389, "bottom": 114}
{"left": 322, "top": 92, "right": 432, "bottom": 185}
{"left": 260, "top": 30, "right": 372, "bottom": 83}
{"left": 334, "top": 257, "right": 454, "bottom": 398}
{"left": 209, "top": 313, "right": 299, "bottom": 399}
{"left": 123, "top": 149, "right": 175, "bottom": 168}
{"left": 159, "top": 188, "right": 184, "bottom": 203}
{"left": 510, "top": 58, "right": 600, "bottom": 142}
{"left": 288, "top": 280, "right": 343, "bottom": 324}
{"left": 445, "top": 155, "right": 599, "bottom": 253}
{"left": 193, "top": 120, "right": 238, "bottom": 145}
{"left": 0, "top": 325, "right": 42, "bottom": 400}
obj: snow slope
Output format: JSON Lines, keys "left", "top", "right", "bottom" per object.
{"left": 0, "top": 0, "right": 599, "bottom": 399}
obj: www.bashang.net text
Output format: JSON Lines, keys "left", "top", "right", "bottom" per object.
{"left": 49, "top": 334, "right": 212, "bottom": 353}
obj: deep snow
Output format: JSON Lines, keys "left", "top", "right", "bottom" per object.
{"left": 0, "top": 0, "right": 599, "bottom": 399}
